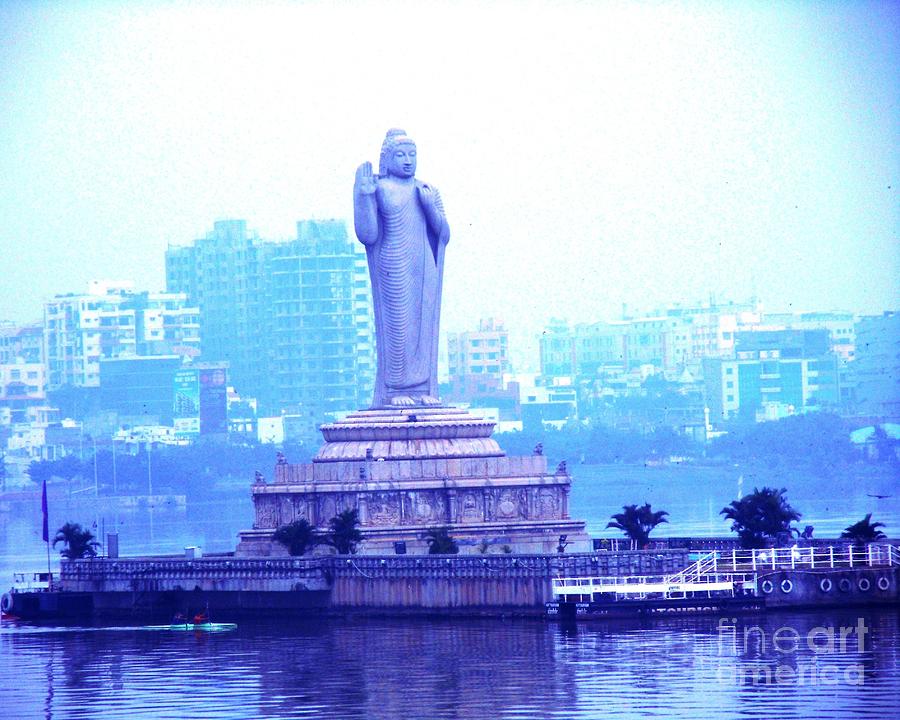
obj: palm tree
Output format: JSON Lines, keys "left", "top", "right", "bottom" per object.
{"left": 327, "top": 509, "right": 362, "bottom": 555}
{"left": 53, "top": 522, "right": 100, "bottom": 559}
{"left": 841, "top": 514, "right": 887, "bottom": 546}
{"left": 606, "top": 503, "right": 669, "bottom": 548}
{"left": 425, "top": 526, "right": 459, "bottom": 554}
{"left": 273, "top": 519, "right": 319, "bottom": 556}
{"left": 720, "top": 487, "right": 801, "bottom": 549}
{"left": 425, "top": 527, "right": 459, "bottom": 555}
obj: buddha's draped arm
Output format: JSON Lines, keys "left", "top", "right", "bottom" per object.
{"left": 426, "top": 189, "right": 450, "bottom": 246}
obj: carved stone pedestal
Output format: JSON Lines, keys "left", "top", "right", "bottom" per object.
{"left": 237, "top": 407, "right": 590, "bottom": 556}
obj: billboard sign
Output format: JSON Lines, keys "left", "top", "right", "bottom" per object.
{"left": 173, "top": 368, "right": 200, "bottom": 435}
{"left": 199, "top": 366, "right": 228, "bottom": 434}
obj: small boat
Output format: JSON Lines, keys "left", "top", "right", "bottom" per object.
{"left": 134, "top": 621, "right": 238, "bottom": 632}
{"left": 2, "top": 571, "right": 55, "bottom": 620}
{"left": 166, "top": 622, "right": 237, "bottom": 632}
{"left": 158, "top": 608, "right": 236, "bottom": 632}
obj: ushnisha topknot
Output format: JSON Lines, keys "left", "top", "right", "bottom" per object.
{"left": 379, "top": 128, "right": 416, "bottom": 176}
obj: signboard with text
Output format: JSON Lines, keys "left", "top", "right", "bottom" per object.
{"left": 173, "top": 368, "right": 200, "bottom": 435}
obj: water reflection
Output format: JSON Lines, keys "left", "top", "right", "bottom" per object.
{"left": 1, "top": 611, "right": 898, "bottom": 719}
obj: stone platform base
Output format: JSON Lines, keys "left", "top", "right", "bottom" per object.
{"left": 240, "top": 404, "right": 590, "bottom": 557}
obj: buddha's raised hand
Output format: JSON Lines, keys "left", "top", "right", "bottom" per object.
{"left": 355, "top": 162, "right": 377, "bottom": 195}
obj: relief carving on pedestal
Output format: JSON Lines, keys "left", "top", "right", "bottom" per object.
{"left": 537, "top": 488, "right": 561, "bottom": 519}
{"left": 460, "top": 492, "right": 481, "bottom": 523}
{"left": 281, "top": 498, "right": 294, "bottom": 524}
{"left": 257, "top": 497, "right": 278, "bottom": 529}
{"left": 292, "top": 497, "right": 308, "bottom": 522}
{"left": 496, "top": 489, "right": 526, "bottom": 520}
{"left": 319, "top": 497, "right": 337, "bottom": 527}
{"left": 367, "top": 492, "right": 401, "bottom": 526}
{"left": 412, "top": 492, "right": 446, "bottom": 523}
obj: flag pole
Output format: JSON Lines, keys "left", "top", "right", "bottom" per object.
{"left": 42, "top": 479, "right": 52, "bottom": 589}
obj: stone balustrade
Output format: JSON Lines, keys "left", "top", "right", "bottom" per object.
{"left": 270, "top": 454, "right": 553, "bottom": 485}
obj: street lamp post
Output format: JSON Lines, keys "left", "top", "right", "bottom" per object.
{"left": 111, "top": 437, "right": 117, "bottom": 496}
{"left": 92, "top": 435, "right": 98, "bottom": 498}
{"left": 147, "top": 441, "right": 153, "bottom": 499}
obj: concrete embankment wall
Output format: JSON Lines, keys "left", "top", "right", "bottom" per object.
{"left": 62, "top": 556, "right": 331, "bottom": 594}
{"left": 328, "top": 551, "right": 691, "bottom": 610}
{"left": 58, "top": 551, "right": 691, "bottom": 613}
{"left": 54, "top": 551, "right": 900, "bottom": 616}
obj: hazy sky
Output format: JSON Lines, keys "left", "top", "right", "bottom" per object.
{"left": 1, "top": 0, "right": 898, "bottom": 340}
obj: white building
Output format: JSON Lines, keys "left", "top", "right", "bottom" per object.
{"left": 44, "top": 281, "right": 200, "bottom": 390}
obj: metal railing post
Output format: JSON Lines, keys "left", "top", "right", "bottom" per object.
{"left": 829, "top": 546, "right": 834, "bottom": 569}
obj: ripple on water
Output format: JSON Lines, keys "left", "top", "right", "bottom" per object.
{"left": 0, "top": 611, "right": 898, "bottom": 719}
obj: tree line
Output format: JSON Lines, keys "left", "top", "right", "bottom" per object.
{"left": 52, "top": 486, "right": 887, "bottom": 560}
{"left": 606, "top": 488, "right": 888, "bottom": 549}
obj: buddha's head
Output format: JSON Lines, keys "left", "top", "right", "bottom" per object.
{"left": 379, "top": 128, "right": 417, "bottom": 179}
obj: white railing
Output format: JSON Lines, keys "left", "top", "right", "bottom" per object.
{"left": 889, "top": 545, "right": 900, "bottom": 567}
{"left": 706, "top": 543, "right": 899, "bottom": 572}
{"left": 551, "top": 544, "right": 898, "bottom": 603}
{"left": 552, "top": 572, "right": 757, "bottom": 599}
{"left": 667, "top": 551, "right": 718, "bottom": 584}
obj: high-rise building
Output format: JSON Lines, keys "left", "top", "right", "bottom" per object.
{"left": 166, "top": 219, "right": 373, "bottom": 421}
{"left": 0, "top": 358, "right": 46, "bottom": 426}
{"left": 270, "top": 220, "right": 373, "bottom": 423}
{"left": 0, "top": 321, "right": 43, "bottom": 365}
{"left": 703, "top": 329, "right": 841, "bottom": 422}
{"left": 43, "top": 281, "right": 200, "bottom": 390}
{"left": 447, "top": 318, "right": 510, "bottom": 402}
{"left": 851, "top": 311, "right": 900, "bottom": 420}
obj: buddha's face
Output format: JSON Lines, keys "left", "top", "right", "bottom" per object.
{"left": 387, "top": 143, "right": 417, "bottom": 178}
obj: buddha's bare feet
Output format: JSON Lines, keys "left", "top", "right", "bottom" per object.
{"left": 420, "top": 395, "right": 441, "bottom": 406}
{"left": 390, "top": 395, "right": 416, "bottom": 407}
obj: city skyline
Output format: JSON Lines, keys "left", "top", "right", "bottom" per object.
{"left": 1, "top": 1, "right": 898, "bottom": 333}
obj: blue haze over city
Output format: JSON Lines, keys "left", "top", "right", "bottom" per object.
{"left": 1, "top": 3, "right": 900, "bottom": 718}
{"left": 1, "top": 1, "right": 897, "bottom": 336}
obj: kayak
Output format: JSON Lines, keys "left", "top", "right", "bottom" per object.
{"left": 139, "top": 623, "right": 238, "bottom": 632}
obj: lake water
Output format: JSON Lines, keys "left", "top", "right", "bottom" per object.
{"left": 1, "top": 609, "right": 898, "bottom": 719}
{"left": 1, "top": 462, "right": 898, "bottom": 719}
